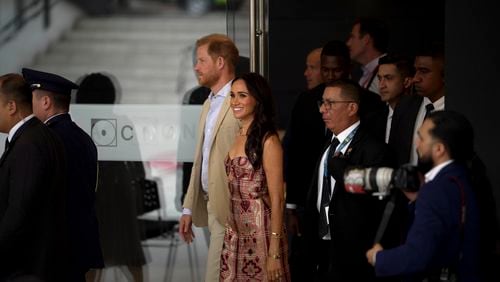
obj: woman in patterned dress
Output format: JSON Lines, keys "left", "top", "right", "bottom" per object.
{"left": 220, "top": 73, "right": 290, "bottom": 281}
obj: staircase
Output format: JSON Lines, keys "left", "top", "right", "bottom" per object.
{"left": 28, "top": 4, "right": 227, "bottom": 105}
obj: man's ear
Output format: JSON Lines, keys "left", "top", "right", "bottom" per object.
{"left": 362, "top": 33, "right": 371, "bottom": 46}
{"left": 7, "top": 100, "right": 17, "bottom": 115}
{"left": 433, "top": 141, "right": 447, "bottom": 159}
{"left": 216, "top": 56, "right": 225, "bottom": 70}
{"left": 348, "top": 102, "right": 359, "bottom": 117}
{"left": 41, "top": 95, "right": 51, "bottom": 110}
{"left": 403, "top": 77, "right": 413, "bottom": 89}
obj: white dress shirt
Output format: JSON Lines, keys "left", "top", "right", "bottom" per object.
{"left": 317, "top": 121, "right": 360, "bottom": 239}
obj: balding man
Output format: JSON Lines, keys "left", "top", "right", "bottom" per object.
{"left": 304, "top": 47, "right": 323, "bottom": 90}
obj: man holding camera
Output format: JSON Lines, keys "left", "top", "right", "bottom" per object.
{"left": 366, "top": 111, "right": 480, "bottom": 281}
{"left": 303, "top": 79, "right": 395, "bottom": 281}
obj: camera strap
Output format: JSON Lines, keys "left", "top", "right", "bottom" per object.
{"left": 373, "top": 192, "right": 397, "bottom": 244}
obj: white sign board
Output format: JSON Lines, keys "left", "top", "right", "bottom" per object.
{"left": 0, "top": 105, "right": 202, "bottom": 162}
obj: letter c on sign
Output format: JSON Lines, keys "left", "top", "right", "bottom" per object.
{"left": 121, "top": 125, "right": 134, "bottom": 141}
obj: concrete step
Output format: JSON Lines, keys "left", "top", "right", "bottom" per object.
{"left": 64, "top": 29, "right": 209, "bottom": 43}
{"left": 30, "top": 64, "right": 182, "bottom": 80}
{"left": 48, "top": 39, "right": 191, "bottom": 54}
{"left": 29, "top": 63, "right": 198, "bottom": 104}
{"left": 35, "top": 51, "right": 192, "bottom": 70}
{"left": 29, "top": 8, "right": 227, "bottom": 105}
{"left": 75, "top": 14, "right": 226, "bottom": 33}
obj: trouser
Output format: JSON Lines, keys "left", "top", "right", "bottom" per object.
{"left": 205, "top": 200, "right": 225, "bottom": 282}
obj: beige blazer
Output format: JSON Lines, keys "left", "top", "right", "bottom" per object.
{"left": 182, "top": 93, "right": 239, "bottom": 227}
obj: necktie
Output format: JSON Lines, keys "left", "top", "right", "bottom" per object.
{"left": 4, "top": 139, "right": 9, "bottom": 151}
{"left": 424, "top": 103, "right": 434, "bottom": 120}
{"left": 318, "top": 137, "right": 340, "bottom": 238}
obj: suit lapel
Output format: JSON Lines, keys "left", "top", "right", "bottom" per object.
{"left": 198, "top": 99, "right": 210, "bottom": 145}
{"left": 343, "top": 124, "right": 364, "bottom": 160}
{"left": 208, "top": 94, "right": 231, "bottom": 147}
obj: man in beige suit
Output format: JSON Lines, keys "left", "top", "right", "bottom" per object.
{"left": 179, "top": 34, "right": 240, "bottom": 281}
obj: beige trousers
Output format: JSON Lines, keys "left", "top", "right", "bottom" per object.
{"left": 205, "top": 200, "right": 225, "bottom": 282}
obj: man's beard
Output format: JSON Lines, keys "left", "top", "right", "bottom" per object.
{"left": 417, "top": 154, "right": 434, "bottom": 174}
{"left": 198, "top": 72, "right": 218, "bottom": 89}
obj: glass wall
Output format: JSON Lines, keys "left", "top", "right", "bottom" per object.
{"left": 0, "top": 0, "right": 242, "bottom": 280}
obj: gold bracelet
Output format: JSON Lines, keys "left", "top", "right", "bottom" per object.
{"left": 271, "top": 232, "right": 281, "bottom": 238}
{"left": 268, "top": 253, "right": 281, "bottom": 259}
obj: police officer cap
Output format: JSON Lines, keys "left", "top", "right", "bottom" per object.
{"left": 22, "top": 68, "right": 78, "bottom": 96}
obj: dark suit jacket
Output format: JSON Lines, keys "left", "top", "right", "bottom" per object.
{"left": 46, "top": 113, "right": 104, "bottom": 273}
{"left": 0, "top": 117, "right": 69, "bottom": 281}
{"left": 359, "top": 89, "right": 388, "bottom": 143}
{"left": 304, "top": 123, "right": 397, "bottom": 281}
{"left": 283, "top": 83, "right": 328, "bottom": 208}
{"left": 388, "top": 94, "right": 423, "bottom": 166}
{"left": 375, "top": 162, "right": 480, "bottom": 281}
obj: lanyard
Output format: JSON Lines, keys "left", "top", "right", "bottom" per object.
{"left": 323, "top": 126, "right": 358, "bottom": 177}
{"left": 335, "top": 126, "right": 358, "bottom": 154}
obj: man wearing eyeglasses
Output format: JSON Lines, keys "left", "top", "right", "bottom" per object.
{"left": 284, "top": 40, "right": 387, "bottom": 281}
{"left": 303, "top": 79, "right": 395, "bottom": 281}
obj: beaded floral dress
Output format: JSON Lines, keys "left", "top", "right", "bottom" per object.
{"left": 220, "top": 155, "right": 290, "bottom": 281}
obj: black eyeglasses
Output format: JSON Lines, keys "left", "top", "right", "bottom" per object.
{"left": 317, "top": 99, "right": 355, "bottom": 110}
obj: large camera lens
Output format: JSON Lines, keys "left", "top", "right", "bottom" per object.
{"left": 344, "top": 165, "right": 422, "bottom": 198}
{"left": 344, "top": 167, "right": 393, "bottom": 196}
{"left": 365, "top": 167, "right": 394, "bottom": 194}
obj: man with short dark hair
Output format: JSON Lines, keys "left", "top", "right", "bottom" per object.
{"left": 367, "top": 110, "right": 480, "bottom": 281}
{"left": 282, "top": 40, "right": 353, "bottom": 281}
{"left": 377, "top": 54, "right": 415, "bottom": 143}
{"left": 390, "top": 42, "right": 445, "bottom": 166}
{"left": 304, "top": 79, "right": 392, "bottom": 281}
{"left": 284, "top": 43, "right": 386, "bottom": 278}
{"left": 23, "top": 68, "right": 104, "bottom": 282}
{"left": 0, "top": 73, "right": 68, "bottom": 281}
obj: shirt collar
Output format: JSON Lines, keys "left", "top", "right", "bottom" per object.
{"left": 387, "top": 105, "right": 394, "bottom": 118}
{"left": 362, "top": 54, "right": 386, "bottom": 73}
{"left": 425, "top": 159, "right": 454, "bottom": 182}
{"left": 333, "top": 120, "right": 360, "bottom": 143}
{"left": 424, "top": 95, "right": 445, "bottom": 111}
{"left": 44, "top": 112, "right": 66, "bottom": 124}
{"left": 8, "top": 114, "right": 35, "bottom": 142}
{"left": 209, "top": 80, "right": 232, "bottom": 100}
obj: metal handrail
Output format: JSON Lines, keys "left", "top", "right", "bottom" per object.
{"left": 0, "top": 0, "right": 59, "bottom": 48}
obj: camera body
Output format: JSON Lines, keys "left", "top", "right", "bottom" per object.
{"left": 344, "top": 164, "right": 422, "bottom": 198}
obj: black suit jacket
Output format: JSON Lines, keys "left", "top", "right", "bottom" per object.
{"left": 304, "top": 123, "right": 398, "bottom": 281}
{"left": 359, "top": 88, "right": 388, "bottom": 143}
{"left": 46, "top": 113, "right": 104, "bottom": 273}
{"left": 283, "top": 84, "right": 329, "bottom": 208}
{"left": 0, "top": 117, "right": 69, "bottom": 281}
{"left": 388, "top": 94, "right": 423, "bottom": 166}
